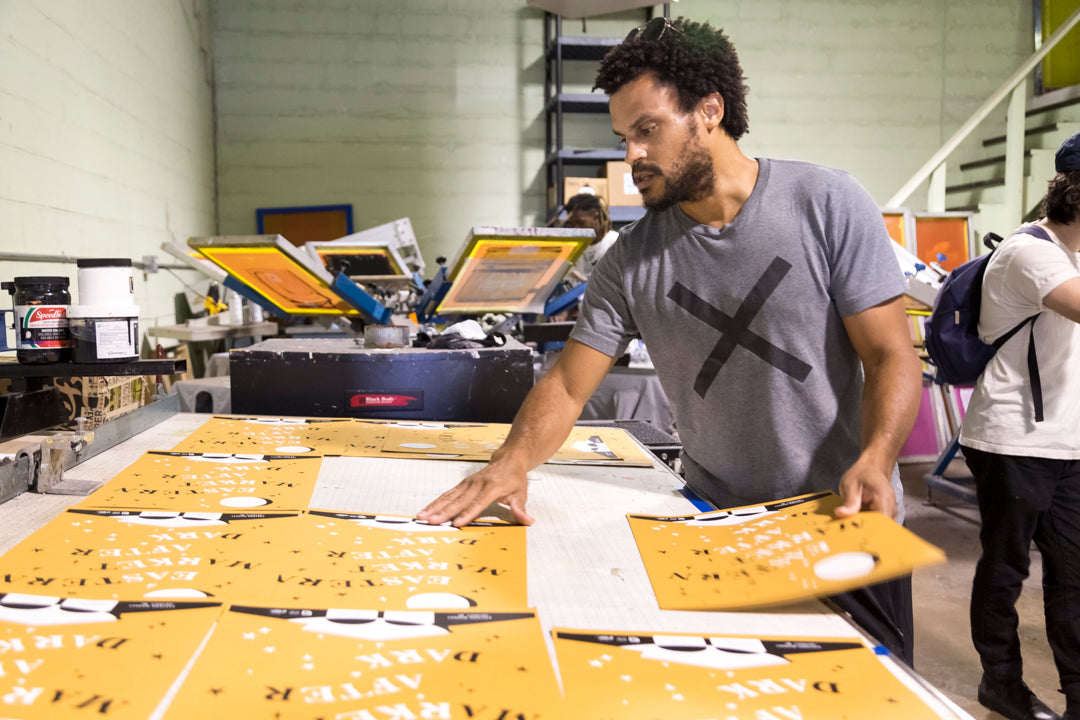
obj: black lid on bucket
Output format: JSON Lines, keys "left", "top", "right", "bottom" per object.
{"left": 11, "top": 276, "right": 70, "bottom": 285}
{"left": 77, "top": 258, "right": 132, "bottom": 268}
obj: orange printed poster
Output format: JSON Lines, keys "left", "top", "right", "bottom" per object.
{"left": 628, "top": 492, "right": 945, "bottom": 610}
{"left": 163, "top": 606, "right": 565, "bottom": 719}
{"left": 75, "top": 451, "right": 323, "bottom": 512}
{"left": 376, "top": 423, "right": 655, "bottom": 466}
{"left": 552, "top": 628, "right": 944, "bottom": 719}
{"left": 171, "top": 415, "right": 355, "bottom": 455}
{"left": 0, "top": 509, "right": 301, "bottom": 603}
{"left": 270, "top": 510, "right": 527, "bottom": 609}
{"left": 342, "top": 419, "right": 495, "bottom": 459}
{"left": 0, "top": 593, "right": 221, "bottom": 720}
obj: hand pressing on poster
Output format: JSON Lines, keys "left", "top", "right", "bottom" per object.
{"left": 418, "top": 340, "right": 617, "bottom": 527}
{"left": 419, "top": 456, "right": 534, "bottom": 527}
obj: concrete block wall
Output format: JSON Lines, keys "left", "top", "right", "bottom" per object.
{"left": 692, "top": 0, "right": 1032, "bottom": 211}
{"left": 0, "top": 0, "right": 1038, "bottom": 322}
{"left": 0, "top": 0, "right": 217, "bottom": 343}
{"left": 213, "top": 1, "right": 1033, "bottom": 264}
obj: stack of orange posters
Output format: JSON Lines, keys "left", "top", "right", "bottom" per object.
{"left": 75, "top": 451, "right": 322, "bottom": 512}
{"left": 0, "top": 593, "right": 222, "bottom": 719}
{"left": 171, "top": 416, "right": 356, "bottom": 455}
{"left": 374, "top": 422, "right": 655, "bottom": 466}
{"left": 628, "top": 492, "right": 945, "bottom": 610}
{"left": 0, "top": 508, "right": 300, "bottom": 603}
{"left": 163, "top": 607, "right": 565, "bottom": 719}
{"left": 271, "top": 510, "right": 527, "bottom": 609}
{"left": 552, "top": 628, "right": 944, "bottom": 719}
{"left": 173, "top": 416, "right": 656, "bottom": 467}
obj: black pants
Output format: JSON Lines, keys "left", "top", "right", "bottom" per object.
{"left": 964, "top": 446, "right": 1080, "bottom": 705}
{"left": 829, "top": 575, "right": 914, "bottom": 667}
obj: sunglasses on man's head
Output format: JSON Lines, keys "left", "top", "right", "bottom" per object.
{"left": 625, "top": 16, "right": 681, "bottom": 43}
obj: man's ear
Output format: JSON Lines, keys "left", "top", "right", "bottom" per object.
{"left": 701, "top": 93, "right": 724, "bottom": 132}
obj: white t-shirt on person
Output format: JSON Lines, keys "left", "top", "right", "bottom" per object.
{"left": 572, "top": 230, "right": 619, "bottom": 279}
{"left": 959, "top": 223, "right": 1080, "bottom": 459}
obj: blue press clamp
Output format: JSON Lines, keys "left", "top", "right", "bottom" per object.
{"left": 544, "top": 282, "right": 587, "bottom": 317}
{"left": 330, "top": 273, "right": 392, "bottom": 325}
{"left": 414, "top": 266, "right": 451, "bottom": 324}
{"left": 222, "top": 276, "right": 290, "bottom": 320}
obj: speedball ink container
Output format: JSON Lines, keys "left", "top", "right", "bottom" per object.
{"left": 2, "top": 276, "right": 72, "bottom": 364}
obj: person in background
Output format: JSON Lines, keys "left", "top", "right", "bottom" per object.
{"left": 419, "top": 17, "right": 922, "bottom": 664}
{"left": 959, "top": 132, "right": 1080, "bottom": 720}
{"left": 563, "top": 191, "right": 619, "bottom": 282}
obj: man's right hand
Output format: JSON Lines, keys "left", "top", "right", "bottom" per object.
{"left": 416, "top": 459, "right": 534, "bottom": 528}
{"left": 417, "top": 340, "right": 617, "bottom": 528}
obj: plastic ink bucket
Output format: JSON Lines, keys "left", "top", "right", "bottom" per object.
{"left": 2, "top": 276, "right": 72, "bottom": 364}
{"left": 76, "top": 258, "right": 135, "bottom": 307}
{"left": 68, "top": 305, "right": 139, "bottom": 363}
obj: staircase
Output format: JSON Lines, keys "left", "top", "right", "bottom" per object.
{"left": 945, "top": 98, "right": 1080, "bottom": 239}
{"left": 886, "top": 5, "right": 1080, "bottom": 248}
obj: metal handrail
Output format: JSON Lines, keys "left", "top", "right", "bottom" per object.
{"left": 887, "top": 6, "right": 1080, "bottom": 209}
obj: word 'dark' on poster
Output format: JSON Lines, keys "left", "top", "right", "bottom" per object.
{"left": 0, "top": 594, "right": 222, "bottom": 720}
{"left": 0, "top": 509, "right": 300, "bottom": 603}
{"left": 271, "top": 511, "right": 527, "bottom": 609}
{"left": 552, "top": 628, "right": 945, "bottom": 720}
{"left": 170, "top": 415, "right": 356, "bottom": 455}
{"left": 628, "top": 492, "right": 945, "bottom": 610}
{"left": 162, "top": 607, "right": 566, "bottom": 720}
{"left": 75, "top": 451, "right": 323, "bottom": 512}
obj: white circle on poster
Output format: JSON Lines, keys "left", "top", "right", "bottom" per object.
{"left": 400, "top": 442, "right": 437, "bottom": 449}
{"left": 813, "top": 552, "right": 877, "bottom": 581}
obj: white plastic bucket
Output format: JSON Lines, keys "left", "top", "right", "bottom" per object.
{"left": 77, "top": 258, "right": 135, "bottom": 307}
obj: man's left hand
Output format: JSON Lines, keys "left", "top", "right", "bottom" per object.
{"left": 834, "top": 458, "right": 897, "bottom": 519}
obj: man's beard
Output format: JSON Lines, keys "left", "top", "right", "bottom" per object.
{"left": 636, "top": 128, "right": 715, "bottom": 212}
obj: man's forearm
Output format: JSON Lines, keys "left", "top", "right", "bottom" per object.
{"left": 859, "top": 350, "right": 923, "bottom": 473}
{"left": 489, "top": 373, "right": 589, "bottom": 473}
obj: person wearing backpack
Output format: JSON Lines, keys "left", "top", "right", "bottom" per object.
{"left": 959, "top": 131, "right": 1080, "bottom": 720}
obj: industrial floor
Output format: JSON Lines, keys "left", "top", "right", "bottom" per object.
{"left": 902, "top": 458, "right": 1062, "bottom": 719}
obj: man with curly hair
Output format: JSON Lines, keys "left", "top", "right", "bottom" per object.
{"left": 958, "top": 132, "right": 1080, "bottom": 720}
{"left": 420, "top": 17, "right": 922, "bottom": 663}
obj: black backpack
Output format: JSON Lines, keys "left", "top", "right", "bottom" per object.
{"left": 923, "top": 226, "right": 1053, "bottom": 421}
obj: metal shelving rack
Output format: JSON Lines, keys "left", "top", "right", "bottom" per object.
{"left": 542, "top": 6, "right": 670, "bottom": 226}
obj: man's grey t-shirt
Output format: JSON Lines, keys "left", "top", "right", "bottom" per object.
{"left": 570, "top": 158, "right": 907, "bottom": 511}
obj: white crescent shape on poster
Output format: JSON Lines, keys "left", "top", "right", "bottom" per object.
{"left": 275, "top": 445, "right": 314, "bottom": 453}
{"left": 220, "top": 496, "right": 271, "bottom": 508}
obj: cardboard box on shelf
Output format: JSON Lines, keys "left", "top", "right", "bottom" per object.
{"left": 563, "top": 177, "right": 608, "bottom": 203}
{"left": 51, "top": 374, "right": 153, "bottom": 430}
{"left": 605, "top": 161, "right": 640, "bottom": 206}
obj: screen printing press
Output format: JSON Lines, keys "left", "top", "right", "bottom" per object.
{"left": 0, "top": 409, "right": 973, "bottom": 720}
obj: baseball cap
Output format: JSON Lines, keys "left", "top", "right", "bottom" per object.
{"left": 1055, "top": 131, "right": 1080, "bottom": 172}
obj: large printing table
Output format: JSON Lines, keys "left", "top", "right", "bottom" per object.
{"left": 0, "top": 412, "right": 972, "bottom": 719}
